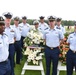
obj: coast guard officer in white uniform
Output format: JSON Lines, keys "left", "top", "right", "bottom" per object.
{"left": 0, "top": 16, "right": 11, "bottom": 75}
{"left": 39, "top": 16, "right": 49, "bottom": 34}
{"left": 66, "top": 23, "right": 76, "bottom": 75}
{"left": 3, "top": 12, "right": 15, "bottom": 75}
{"left": 19, "top": 16, "right": 30, "bottom": 48}
{"left": 55, "top": 17, "right": 65, "bottom": 34}
{"left": 13, "top": 16, "right": 22, "bottom": 64}
{"left": 44, "top": 16, "right": 64, "bottom": 75}
{"left": 19, "top": 16, "right": 30, "bottom": 59}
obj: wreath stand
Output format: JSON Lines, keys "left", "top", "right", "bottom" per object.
{"left": 21, "top": 46, "right": 45, "bottom": 75}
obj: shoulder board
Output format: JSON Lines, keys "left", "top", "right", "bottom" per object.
{"left": 44, "top": 27, "right": 49, "bottom": 30}
{"left": 39, "top": 28, "right": 42, "bottom": 30}
{"left": 3, "top": 33, "right": 8, "bottom": 37}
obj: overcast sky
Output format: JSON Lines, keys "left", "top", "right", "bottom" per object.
{"left": 0, "top": 0, "right": 76, "bottom": 20}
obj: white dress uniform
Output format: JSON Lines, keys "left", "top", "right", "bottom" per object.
{"left": 38, "top": 22, "right": 49, "bottom": 34}
{"left": 66, "top": 32, "right": 76, "bottom": 75}
{"left": 13, "top": 25, "right": 21, "bottom": 41}
{"left": 0, "top": 34, "right": 9, "bottom": 62}
{"left": 43, "top": 28, "right": 64, "bottom": 47}
{"left": 13, "top": 25, "right": 22, "bottom": 64}
{"left": 55, "top": 25, "right": 65, "bottom": 34}
{"left": 3, "top": 12, "right": 15, "bottom": 75}
{"left": 4, "top": 25, "right": 15, "bottom": 44}
{"left": 19, "top": 23, "right": 30, "bottom": 37}
{"left": 67, "top": 32, "right": 76, "bottom": 51}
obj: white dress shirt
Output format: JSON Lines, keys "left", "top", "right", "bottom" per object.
{"left": 19, "top": 23, "right": 30, "bottom": 37}
{"left": 38, "top": 22, "right": 49, "bottom": 34}
{"left": 43, "top": 28, "right": 64, "bottom": 47}
{"left": 67, "top": 32, "right": 76, "bottom": 51}
{"left": 4, "top": 25, "right": 15, "bottom": 44}
{"left": 0, "top": 34, "right": 9, "bottom": 62}
{"left": 13, "top": 25, "right": 21, "bottom": 41}
{"left": 55, "top": 25, "right": 65, "bottom": 34}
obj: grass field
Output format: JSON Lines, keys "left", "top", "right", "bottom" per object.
{"left": 14, "top": 56, "right": 76, "bottom": 75}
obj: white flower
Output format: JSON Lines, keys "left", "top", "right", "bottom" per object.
{"left": 35, "top": 56, "right": 42, "bottom": 60}
{"left": 23, "top": 28, "right": 44, "bottom": 65}
{"left": 24, "top": 47, "right": 30, "bottom": 55}
{"left": 27, "top": 32, "right": 31, "bottom": 37}
{"left": 35, "top": 61, "right": 38, "bottom": 65}
{"left": 28, "top": 55, "right": 32, "bottom": 60}
{"left": 39, "top": 53, "right": 44, "bottom": 56}
{"left": 33, "top": 39, "right": 40, "bottom": 44}
{"left": 28, "top": 53, "right": 36, "bottom": 60}
{"left": 27, "top": 59, "right": 31, "bottom": 62}
{"left": 33, "top": 60, "right": 36, "bottom": 64}
{"left": 33, "top": 60, "right": 38, "bottom": 65}
{"left": 24, "top": 43, "right": 28, "bottom": 47}
{"left": 33, "top": 51, "right": 37, "bottom": 55}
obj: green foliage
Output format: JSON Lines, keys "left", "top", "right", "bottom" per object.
{"left": 62, "top": 20, "right": 75, "bottom": 26}
{"left": 64, "top": 32, "right": 69, "bottom": 39}
{"left": 11, "top": 20, "right": 14, "bottom": 25}
{"left": 27, "top": 19, "right": 34, "bottom": 25}
{"left": 10, "top": 19, "right": 75, "bottom": 26}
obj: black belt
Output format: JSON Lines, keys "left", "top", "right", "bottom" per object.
{"left": 46, "top": 45, "right": 59, "bottom": 50}
{"left": 15, "top": 40, "right": 20, "bottom": 42}
{"left": 70, "top": 49, "right": 76, "bottom": 53}
{"left": 0, "top": 59, "right": 8, "bottom": 64}
{"left": 21, "top": 36, "right": 25, "bottom": 38}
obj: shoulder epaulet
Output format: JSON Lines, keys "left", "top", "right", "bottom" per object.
{"left": 39, "top": 27, "right": 42, "bottom": 30}
{"left": 44, "top": 27, "right": 49, "bottom": 30}
{"left": 3, "top": 33, "right": 8, "bottom": 37}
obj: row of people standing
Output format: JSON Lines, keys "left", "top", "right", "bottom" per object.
{"left": 33, "top": 16, "right": 76, "bottom": 75}
{"left": 0, "top": 12, "right": 31, "bottom": 75}
{"left": 0, "top": 12, "right": 66, "bottom": 75}
{"left": 0, "top": 16, "right": 11, "bottom": 75}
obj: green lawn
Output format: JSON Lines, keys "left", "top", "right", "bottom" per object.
{"left": 14, "top": 56, "right": 76, "bottom": 75}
